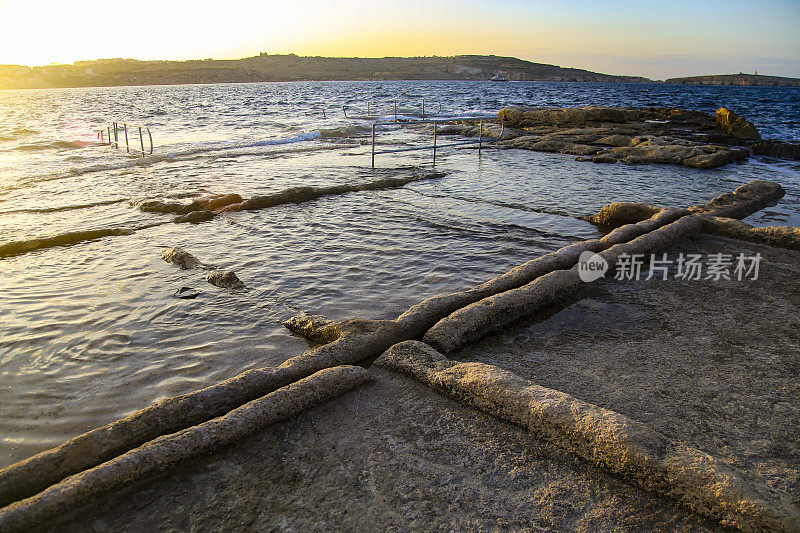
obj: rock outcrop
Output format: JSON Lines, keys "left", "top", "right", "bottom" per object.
{"left": 715, "top": 107, "right": 761, "bottom": 140}
{"left": 689, "top": 179, "right": 785, "bottom": 219}
{"left": 205, "top": 270, "right": 246, "bottom": 290}
{"left": 161, "top": 247, "right": 206, "bottom": 269}
{"left": 479, "top": 106, "right": 767, "bottom": 168}
{"left": 752, "top": 140, "right": 800, "bottom": 161}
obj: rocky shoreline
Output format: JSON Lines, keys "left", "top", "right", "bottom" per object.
{"left": 1, "top": 180, "right": 799, "bottom": 532}
{"left": 443, "top": 105, "right": 800, "bottom": 168}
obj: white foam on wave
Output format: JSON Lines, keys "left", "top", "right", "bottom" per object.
{"left": 0, "top": 131, "right": 333, "bottom": 195}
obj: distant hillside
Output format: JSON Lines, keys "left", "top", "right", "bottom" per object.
{"left": 665, "top": 73, "right": 800, "bottom": 87}
{"left": 0, "top": 54, "right": 650, "bottom": 89}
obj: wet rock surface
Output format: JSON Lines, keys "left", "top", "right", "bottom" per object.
{"left": 161, "top": 247, "right": 206, "bottom": 269}
{"left": 376, "top": 341, "right": 799, "bottom": 532}
{"left": 452, "top": 235, "right": 800, "bottom": 515}
{"left": 205, "top": 270, "right": 246, "bottom": 291}
{"left": 44, "top": 367, "right": 721, "bottom": 532}
{"left": 752, "top": 140, "right": 800, "bottom": 161}
{"left": 461, "top": 106, "right": 770, "bottom": 168}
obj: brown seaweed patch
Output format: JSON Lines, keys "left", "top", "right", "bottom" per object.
{"left": 0, "top": 366, "right": 371, "bottom": 533}
{"left": 375, "top": 341, "right": 800, "bottom": 533}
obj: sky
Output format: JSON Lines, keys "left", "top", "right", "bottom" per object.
{"left": 0, "top": 0, "right": 798, "bottom": 79}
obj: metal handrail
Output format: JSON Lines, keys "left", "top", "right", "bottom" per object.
{"left": 298, "top": 107, "right": 327, "bottom": 118}
{"left": 344, "top": 97, "right": 442, "bottom": 121}
{"left": 371, "top": 115, "right": 504, "bottom": 168}
{"left": 97, "top": 122, "right": 153, "bottom": 157}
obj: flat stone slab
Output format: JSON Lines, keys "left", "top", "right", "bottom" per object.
{"left": 43, "top": 367, "right": 721, "bottom": 532}
{"left": 452, "top": 235, "right": 800, "bottom": 514}
{"left": 446, "top": 106, "right": 764, "bottom": 169}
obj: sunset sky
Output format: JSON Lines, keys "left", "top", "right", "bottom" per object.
{"left": 1, "top": 0, "right": 798, "bottom": 79}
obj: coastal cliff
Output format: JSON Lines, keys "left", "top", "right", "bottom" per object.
{"left": 0, "top": 54, "right": 650, "bottom": 89}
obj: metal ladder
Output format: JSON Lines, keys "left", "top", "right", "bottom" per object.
{"left": 97, "top": 122, "right": 153, "bottom": 157}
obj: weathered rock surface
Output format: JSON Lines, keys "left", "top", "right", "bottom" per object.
{"left": 584, "top": 179, "right": 786, "bottom": 228}
{"left": 453, "top": 235, "right": 800, "bottom": 530}
{"left": 0, "top": 359, "right": 336, "bottom": 509}
{"left": 0, "top": 366, "right": 371, "bottom": 533}
{"left": 283, "top": 314, "right": 337, "bottom": 344}
{"left": 375, "top": 341, "right": 800, "bottom": 533}
{"left": 205, "top": 270, "right": 246, "bottom": 290}
{"left": 470, "top": 106, "right": 770, "bottom": 168}
{"left": 690, "top": 179, "right": 785, "bottom": 219}
{"left": 161, "top": 247, "right": 205, "bottom": 269}
{"left": 424, "top": 215, "right": 703, "bottom": 353}
{"left": 752, "top": 140, "right": 800, "bottom": 161}
{"left": 701, "top": 215, "right": 800, "bottom": 250}
{"left": 716, "top": 107, "right": 761, "bottom": 140}
{"left": 584, "top": 202, "right": 663, "bottom": 227}
{"left": 41, "top": 367, "right": 722, "bottom": 532}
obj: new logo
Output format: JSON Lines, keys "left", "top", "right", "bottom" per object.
{"left": 577, "top": 251, "right": 608, "bottom": 282}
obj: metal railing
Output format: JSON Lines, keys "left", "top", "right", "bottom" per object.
{"left": 371, "top": 115, "right": 504, "bottom": 168}
{"left": 344, "top": 97, "right": 442, "bottom": 121}
{"left": 97, "top": 122, "right": 153, "bottom": 157}
{"left": 298, "top": 107, "right": 327, "bottom": 118}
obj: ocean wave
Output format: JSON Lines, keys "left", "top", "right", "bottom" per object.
{"left": 0, "top": 198, "right": 128, "bottom": 215}
{"left": 0, "top": 128, "right": 38, "bottom": 142}
{"left": 0, "top": 138, "right": 345, "bottom": 196}
{"left": 318, "top": 125, "right": 372, "bottom": 138}
{"left": 6, "top": 140, "right": 96, "bottom": 153}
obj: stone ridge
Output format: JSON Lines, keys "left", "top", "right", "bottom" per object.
{"left": 486, "top": 106, "right": 759, "bottom": 168}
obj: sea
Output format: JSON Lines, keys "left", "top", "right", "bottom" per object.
{"left": 0, "top": 80, "right": 798, "bottom": 468}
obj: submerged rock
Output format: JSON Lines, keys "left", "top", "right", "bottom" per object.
{"left": 161, "top": 247, "right": 203, "bottom": 269}
{"left": 191, "top": 193, "right": 243, "bottom": 211}
{"left": 173, "top": 287, "right": 201, "bottom": 299}
{"left": 283, "top": 314, "right": 337, "bottom": 344}
{"left": 173, "top": 210, "right": 216, "bottom": 224}
{"left": 205, "top": 270, "right": 246, "bottom": 290}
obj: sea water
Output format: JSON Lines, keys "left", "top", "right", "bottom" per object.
{"left": 0, "top": 80, "right": 798, "bottom": 467}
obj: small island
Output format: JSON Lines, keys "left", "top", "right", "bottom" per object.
{"left": 665, "top": 73, "right": 800, "bottom": 87}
